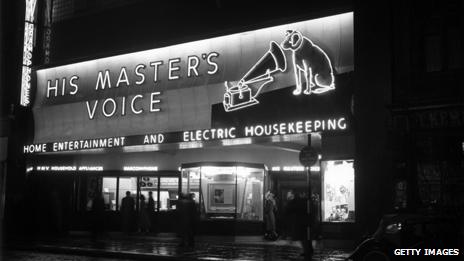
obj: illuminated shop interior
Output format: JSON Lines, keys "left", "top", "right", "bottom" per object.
{"left": 86, "top": 174, "right": 180, "bottom": 212}
{"left": 181, "top": 162, "right": 265, "bottom": 221}
{"left": 321, "top": 159, "right": 355, "bottom": 222}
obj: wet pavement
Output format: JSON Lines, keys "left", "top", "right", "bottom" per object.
{"left": 3, "top": 233, "right": 351, "bottom": 261}
{"left": 3, "top": 250, "right": 135, "bottom": 261}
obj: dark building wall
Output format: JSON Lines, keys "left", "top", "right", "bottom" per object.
{"left": 2, "top": 0, "right": 25, "bottom": 239}
{"left": 46, "top": 0, "right": 352, "bottom": 64}
{"left": 353, "top": 0, "right": 393, "bottom": 234}
{"left": 390, "top": 0, "right": 464, "bottom": 220}
{"left": 0, "top": 0, "right": 5, "bottom": 247}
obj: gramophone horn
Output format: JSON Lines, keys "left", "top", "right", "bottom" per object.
{"left": 241, "top": 41, "right": 287, "bottom": 84}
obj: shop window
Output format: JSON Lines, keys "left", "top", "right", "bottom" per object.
{"left": 102, "top": 177, "right": 117, "bottom": 210}
{"left": 201, "top": 166, "right": 237, "bottom": 219}
{"left": 159, "top": 177, "right": 179, "bottom": 211}
{"left": 118, "top": 177, "right": 137, "bottom": 210}
{"left": 182, "top": 167, "right": 200, "bottom": 204}
{"left": 181, "top": 163, "right": 266, "bottom": 221}
{"left": 140, "top": 176, "right": 158, "bottom": 212}
{"left": 86, "top": 176, "right": 102, "bottom": 211}
{"left": 236, "top": 167, "right": 264, "bottom": 221}
{"left": 321, "top": 160, "right": 355, "bottom": 222}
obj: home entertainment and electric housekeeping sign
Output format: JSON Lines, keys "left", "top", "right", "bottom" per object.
{"left": 28, "top": 13, "right": 353, "bottom": 153}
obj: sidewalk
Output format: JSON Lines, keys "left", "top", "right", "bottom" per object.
{"left": 4, "top": 232, "right": 352, "bottom": 261}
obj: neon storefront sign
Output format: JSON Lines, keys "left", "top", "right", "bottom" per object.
{"left": 20, "top": 0, "right": 37, "bottom": 106}
{"left": 223, "top": 30, "right": 336, "bottom": 112}
{"left": 24, "top": 117, "right": 348, "bottom": 154}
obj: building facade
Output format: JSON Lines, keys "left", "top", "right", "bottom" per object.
{"left": 4, "top": 0, "right": 409, "bottom": 243}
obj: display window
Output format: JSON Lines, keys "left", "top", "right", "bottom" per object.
{"left": 181, "top": 163, "right": 265, "bottom": 221}
{"left": 85, "top": 176, "right": 102, "bottom": 211}
{"left": 181, "top": 167, "right": 200, "bottom": 204}
{"left": 159, "top": 177, "right": 179, "bottom": 211}
{"left": 140, "top": 176, "right": 158, "bottom": 211}
{"left": 102, "top": 177, "right": 117, "bottom": 210}
{"left": 202, "top": 166, "right": 237, "bottom": 218}
{"left": 236, "top": 167, "right": 264, "bottom": 221}
{"left": 82, "top": 174, "right": 179, "bottom": 213}
{"left": 321, "top": 160, "right": 355, "bottom": 222}
{"left": 118, "top": 177, "right": 137, "bottom": 210}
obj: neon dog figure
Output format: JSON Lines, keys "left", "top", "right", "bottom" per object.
{"left": 281, "top": 30, "right": 335, "bottom": 95}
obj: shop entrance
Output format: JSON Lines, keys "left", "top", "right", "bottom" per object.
{"left": 181, "top": 162, "right": 266, "bottom": 235}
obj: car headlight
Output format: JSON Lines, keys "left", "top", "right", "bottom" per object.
{"left": 385, "top": 222, "right": 402, "bottom": 234}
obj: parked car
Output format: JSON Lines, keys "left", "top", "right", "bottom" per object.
{"left": 347, "top": 213, "right": 462, "bottom": 261}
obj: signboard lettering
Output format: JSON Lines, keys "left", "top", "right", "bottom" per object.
{"left": 24, "top": 117, "right": 349, "bottom": 154}
{"left": 32, "top": 13, "right": 353, "bottom": 144}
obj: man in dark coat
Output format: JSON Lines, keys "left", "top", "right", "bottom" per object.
{"left": 286, "top": 192, "right": 311, "bottom": 259}
{"left": 147, "top": 191, "right": 155, "bottom": 211}
{"left": 91, "top": 193, "right": 105, "bottom": 239}
{"left": 120, "top": 191, "right": 135, "bottom": 235}
{"left": 177, "top": 193, "right": 196, "bottom": 247}
{"left": 147, "top": 191, "right": 156, "bottom": 232}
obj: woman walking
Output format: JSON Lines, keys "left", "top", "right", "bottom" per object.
{"left": 264, "top": 191, "right": 278, "bottom": 240}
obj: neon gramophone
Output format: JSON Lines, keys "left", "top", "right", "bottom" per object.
{"left": 223, "top": 41, "right": 287, "bottom": 112}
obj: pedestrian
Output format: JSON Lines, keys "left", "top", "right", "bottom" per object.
{"left": 147, "top": 191, "right": 156, "bottom": 232}
{"left": 282, "top": 190, "right": 295, "bottom": 239}
{"left": 91, "top": 193, "right": 105, "bottom": 239}
{"left": 287, "top": 192, "right": 311, "bottom": 259}
{"left": 147, "top": 191, "right": 155, "bottom": 211}
{"left": 264, "top": 191, "right": 278, "bottom": 240}
{"left": 177, "top": 193, "right": 196, "bottom": 247}
{"left": 138, "top": 194, "right": 150, "bottom": 233}
{"left": 120, "top": 191, "right": 135, "bottom": 235}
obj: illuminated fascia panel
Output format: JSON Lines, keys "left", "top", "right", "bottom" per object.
{"left": 221, "top": 138, "right": 252, "bottom": 146}
{"left": 179, "top": 141, "right": 203, "bottom": 149}
{"left": 78, "top": 166, "right": 104, "bottom": 171}
{"left": 283, "top": 166, "right": 305, "bottom": 171}
{"left": 122, "top": 144, "right": 160, "bottom": 152}
{"left": 51, "top": 166, "right": 77, "bottom": 171}
{"left": 271, "top": 166, "right": 281, "bottom": 171}
{"left": 123, "top": 166, "right": 158, "bottom": 171}
{"left": 282, "top": 134, "right": 306, "bottom": 142}
{"left": 201, "top": 166, "right": 235, "bottom": 177}
{"left": 310, "top": 166, "right": 321, "bottom": 172}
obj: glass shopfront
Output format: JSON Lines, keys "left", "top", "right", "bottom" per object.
{"left": 22, "top": 10, "right": 356, "bottom": 237}
{"left": 83, "top": 172, "right": 180, "bottom": 212}
{"left": 139, "top": 176, "right": 158, "bottom": 211}
{"left": 181, "top": 163, "right": 265, "bottom": 221}
{"left": 102, "top": 177, "right": 117, "bottom": 210}
{"left": 321, "top": 160, "right": 355, "bottom": 222}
